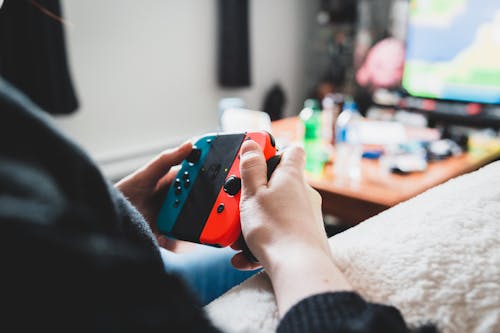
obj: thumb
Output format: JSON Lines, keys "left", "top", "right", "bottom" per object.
{"left": 139, "top": 141, "right": 192, "bottom": 185}
{"left": 240, "top": 140, "right": 267, "bottom": 197}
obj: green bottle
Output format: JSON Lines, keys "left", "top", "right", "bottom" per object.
{"left": 300, "top": 99, "right": 325, "bottom": 175}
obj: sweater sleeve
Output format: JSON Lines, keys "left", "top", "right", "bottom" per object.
{"left": 277, "top": 292, "right": 438, "bottom": 333}
{"left": 0, "top": 78, "right": 222, "bottom": 332}
{"left": 0, "top": 154, "right": 222, "bottom": 333}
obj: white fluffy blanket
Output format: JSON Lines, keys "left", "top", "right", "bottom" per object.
{"left": 205, "top": 161, "right": 500, "bottom": 333}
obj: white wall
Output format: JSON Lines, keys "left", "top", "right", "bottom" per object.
{"left": 55, "top": 0, "right": 309, "bottom": 179}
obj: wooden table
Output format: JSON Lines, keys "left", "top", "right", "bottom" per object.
{"left": 271, "top": 117, "right": 500, "bottom": 224}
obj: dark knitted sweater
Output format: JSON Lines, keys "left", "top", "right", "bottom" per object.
{"left": 0, "top": 77, "right": 435, "bottom": 332}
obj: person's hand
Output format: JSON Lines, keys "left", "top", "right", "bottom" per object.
{"left": 232, "top": 140, "right": 351, "bottom": 316}
{"left": 115, "top": 141, "right": 192, "bottom": 246}
{"left": 231, "top": 140, "right": 330, "bottom": 271}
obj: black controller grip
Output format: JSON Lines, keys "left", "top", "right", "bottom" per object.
{"left": 266, "top": 155, "right": 282, "bottom": 181}
{"left": 242, "top": 154, "right": 282, "bottom": 263}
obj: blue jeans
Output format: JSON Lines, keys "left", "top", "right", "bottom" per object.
{"left": 160, "top": 245, "right": 260, "bottom": 305}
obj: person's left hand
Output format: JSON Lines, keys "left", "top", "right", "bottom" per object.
{"left": 115, "top": 141, "right": 192, "bottom": 244}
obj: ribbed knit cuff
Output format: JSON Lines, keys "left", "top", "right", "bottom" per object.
{"left": 277, "top": 292, "right": 368, "bottom": 333}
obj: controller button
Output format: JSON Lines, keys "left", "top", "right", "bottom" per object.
{"left": 184, "top": 179, "right": 190, "bottom": 188}
{"left": 174, "top": 178, "right": 181, "bottom": 186}
{"left": 206, "top": 138, "right": 212, "bottom": 143}
{"left": 173, "top": 199, "right": 180, "bottom": 208}
{"left": 183, "top": 171, "right": 189, "bottom": 180}
{"left": 175, "top": 186, "right": 182, "bottom": 195}
{"left": 223, "top": 176, "right": 241, "bottom": 196}
{"left": 186, "top": 148, "right": 202, "bottom": 164}
{"left": 217, "top": 203, "right": 225, "bottom": 213}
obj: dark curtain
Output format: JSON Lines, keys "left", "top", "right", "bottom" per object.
{"left": 0, "top": 0, "right": 79, "bottom": 115}
{"left": 217, "top": 0, "right": 251, "bottom": 87}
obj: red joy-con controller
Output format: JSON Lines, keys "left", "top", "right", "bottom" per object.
{"left": 199, "top": 132, "right": 277, "bottom": 247}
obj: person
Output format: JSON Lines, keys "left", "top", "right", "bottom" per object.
{"left": 0, "top": 3, "right": 437, "bottom": 333}
{"left": 0, "top": 76, "right": 438, "bottom": 332}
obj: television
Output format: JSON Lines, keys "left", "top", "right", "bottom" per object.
{"left": 395, "top": 0, "right": 500, "bottom": 129}
{"left": 402, "top": 0, "right": 500, "bottom": 105}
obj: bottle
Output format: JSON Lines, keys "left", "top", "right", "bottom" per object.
{"left": 300, "top": 99, "right": 325, "bottom": 175}
{"left": 334, "top": 100, "right": 363, "bottom": 182}
{"left": 321, "top": 93, "right": 345, "bottom": 145}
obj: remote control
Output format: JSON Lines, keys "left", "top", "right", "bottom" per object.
{"left": 157, "top": 131, "right": 279, "bottom": 248}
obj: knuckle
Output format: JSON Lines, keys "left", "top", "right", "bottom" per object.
{"left": 292, "top": 145, "right": 306, "bottom": 159}
{"left": 282, "top": 163, "right": 303, "bottom": 178}
{"left": 288, "top": 145, "right": 306, "bottom": 161}
{"left": 240, "top": 152, "right": 263, "bottom": 170}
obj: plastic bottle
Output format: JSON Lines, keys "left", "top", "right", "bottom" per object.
{"left": 321, "top": 93, "right": 344, "bottom": 145}
{"left": 334, "top": 100, "right": 363, "bottom": 181}
{"left": 299, "top": 99, "right": 325, "bottom": 175}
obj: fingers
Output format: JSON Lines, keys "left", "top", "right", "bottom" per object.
{"left": 157, "top": 235, "right": 177, "bottom": 250}
{"left": 230, "top": 238, "right": 244, "bottom": 251}
{"left": 141, "top": 141, "right": 192, "bottom": 185}
{"left": 270, "top": 145, "right": 305, "bottom": 185}
{"left": 240, "top": 140, "right": 267, "bottom": 196}
{"left": 231, "top": 252, "right": 262, "bottom": 271}
{"left": 156, "top": 165, "right": 182, "bottom": 192}
{"left": 279, "top": 145, "right": 306, "bottom": 175}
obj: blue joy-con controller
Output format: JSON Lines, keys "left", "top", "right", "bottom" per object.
{"left": 157, "top": 134, "right": 216, "bottom": 234}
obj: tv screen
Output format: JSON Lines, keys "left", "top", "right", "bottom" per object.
{"left": 402, "top": 0, "right": 500, "bottom": 105}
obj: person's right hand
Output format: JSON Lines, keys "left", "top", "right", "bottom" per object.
{"left": 232, "top": 140, "right": 352, "bottom": 316}
{"left": 232, "top": 141, "right": 330, "bottom": 272}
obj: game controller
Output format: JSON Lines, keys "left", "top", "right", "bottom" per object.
{"left": 157, "top": 131, "right": 280, "bottom": 248}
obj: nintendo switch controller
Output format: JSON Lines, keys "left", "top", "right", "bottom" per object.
{"left": 157, "top": 131, "right": 279, "bottom": 248}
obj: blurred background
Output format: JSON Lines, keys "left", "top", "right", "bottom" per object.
{"left": 1, "top": 0, "right": 499, "bottom": 183}
{"left": 1, "top": 0, "right": 393, "bottom": 179}
{"left": 54, "top": 0, "right": 313, "bottom": 179}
